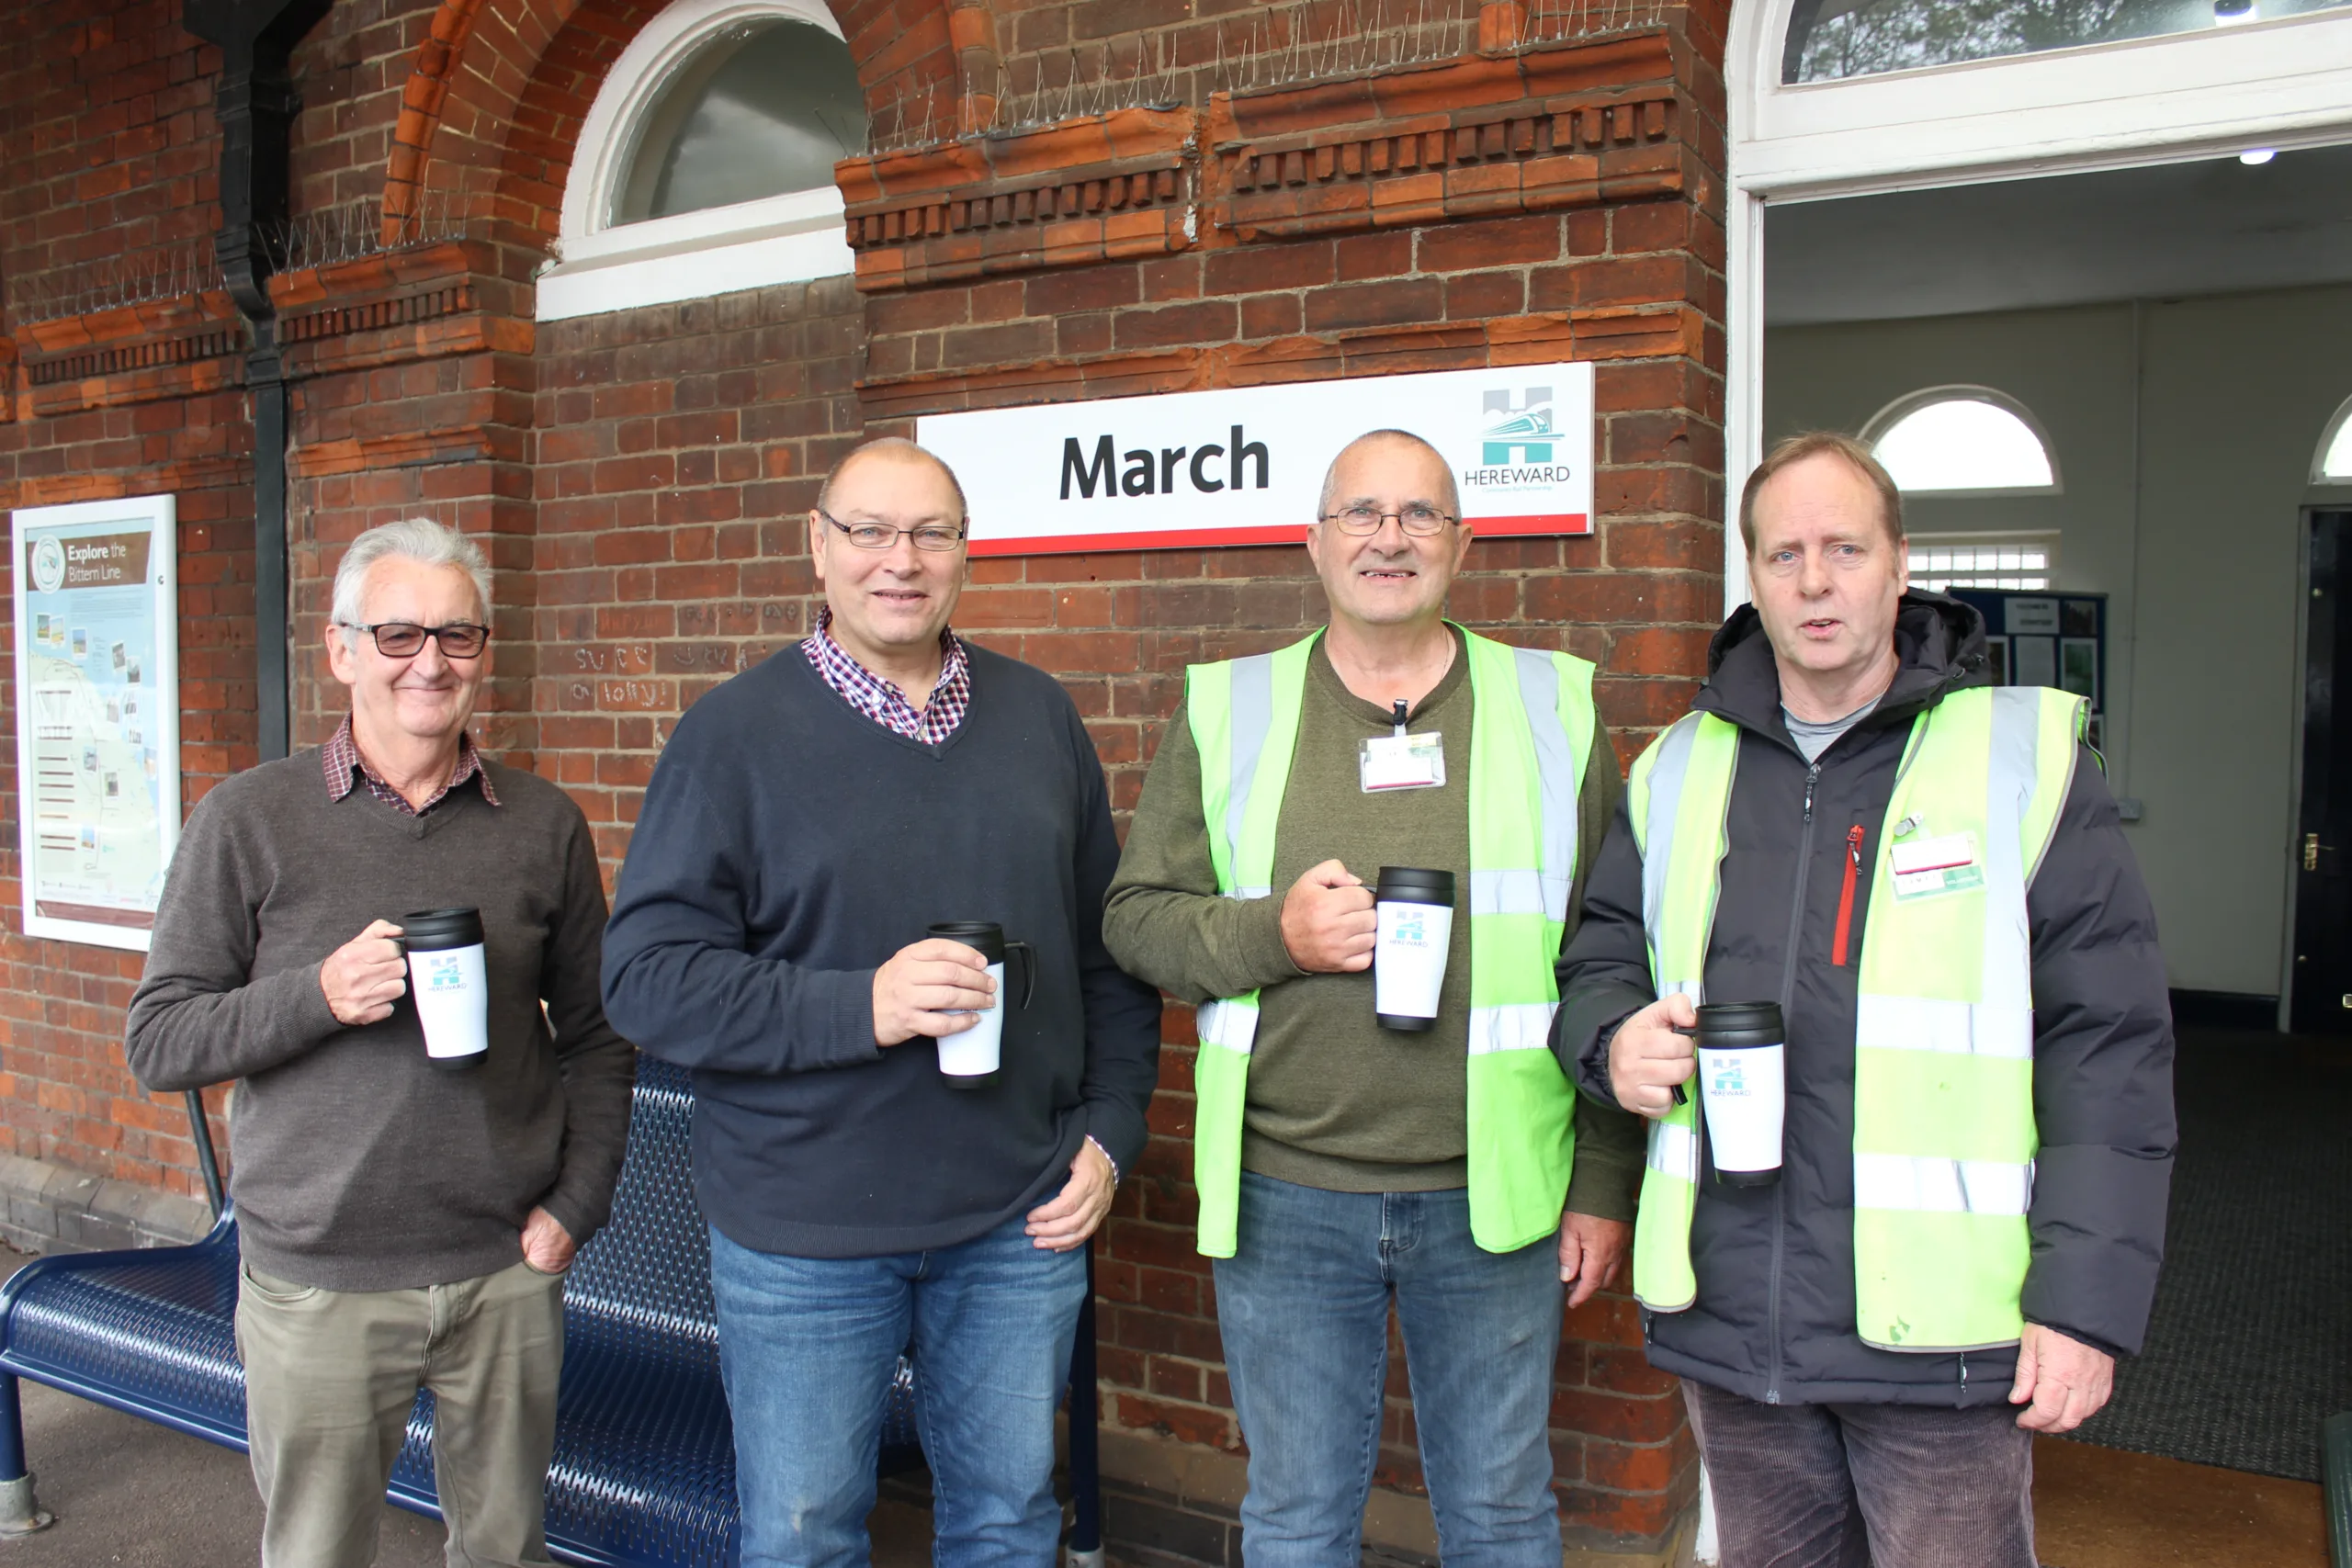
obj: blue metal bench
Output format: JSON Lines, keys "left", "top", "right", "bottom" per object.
{"left": 0, "top": 1058, "right": 1102, "bottom": 1565}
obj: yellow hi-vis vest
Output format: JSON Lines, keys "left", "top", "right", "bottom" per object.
{"left": 1184, "top": 626, "right": 1599, "bottom": 1258}
{"left": 1624, "top": 685, "right": 2085, "bottom": 1351}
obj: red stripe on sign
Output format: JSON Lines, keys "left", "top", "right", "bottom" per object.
{"left": 966, "top": 513, "right": 1592, "bottom": 558}
{"left": 968, "top": 525, "right": 1304, "bottom": 557}
{"left": 1476, "top": 513, "right": 1592, "bottom": 536}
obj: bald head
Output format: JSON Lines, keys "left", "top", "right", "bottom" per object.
{"left": 1317, "top": 430, "right": 1462, "bottom": 522}
{"left": 817, "top": 436, "right": 968, "bottom": 523}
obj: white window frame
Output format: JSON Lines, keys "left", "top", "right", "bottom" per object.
{"left": 1722, "top": 0, "right": 2352, "bottom": 608}
{"left": 1906, "top": 529, "right": 2062, "bottom": 591}
{"left": 1861, "top": 385, "right": 2063, "bottom": 497}
{"left": 2315, "top": 395, "right": 2352, "bottom": 483}
{"left": 537, "top": 0, "right": 857, "bottom": 322}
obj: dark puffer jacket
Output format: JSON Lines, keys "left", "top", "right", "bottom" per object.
{"left": 1552, "top": 592, "right": 2176, "bottom": 1407}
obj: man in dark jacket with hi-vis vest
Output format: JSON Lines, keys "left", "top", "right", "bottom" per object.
{"left": 1107, "top": 429, "right": 1645, "bottom": 1568}
{"left": 1554, "top": 432, "right": 2174, "bottom": 1568}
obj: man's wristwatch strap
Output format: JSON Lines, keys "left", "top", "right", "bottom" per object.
{"left": 1085, "top": 1134, "right": 1121, "bottom": 1186}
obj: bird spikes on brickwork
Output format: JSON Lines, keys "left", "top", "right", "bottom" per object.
{"left": 869, "top": 0, "right": 1668, "bottom": 156}
{"left": 10, "top": 191, "right": 483, "bottom": 331}
{"left": 264, "top": 189, "right": 477, "bottom": 276}
{"left": 13, "top": 244, "right": 228, "bottom": 329}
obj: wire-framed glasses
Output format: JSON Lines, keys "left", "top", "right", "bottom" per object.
{"left": 1320, "top": 503, "right": 1459, "bottom": 536}
{"left": 340, "top": 621, "right": 491, "bottom": 659}
{"left": 818, "top": 510, "right": 967, "bottom": 552}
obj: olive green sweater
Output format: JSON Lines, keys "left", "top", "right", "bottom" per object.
{"left": 1103, "top": 630, "right": 1643, "bottom": 1220}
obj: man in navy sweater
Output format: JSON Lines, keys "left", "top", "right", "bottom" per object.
{"left": 602, "top": 437, "right": 1161, "bottom": 1568}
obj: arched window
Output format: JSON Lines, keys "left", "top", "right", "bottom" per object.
{"left": 1862, "top": 388, "right": 2060, "bottom": 495}
{"left": 538, "top": 0, "right": 868, "bottom": 322}
{"left": 2317, "top": 397, "right": 2352, "bottom": 482}
{"left": 1786, "top": 0, "right": 2352, "bottom": 84}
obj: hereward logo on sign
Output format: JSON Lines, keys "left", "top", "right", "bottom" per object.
{"left": 1464, "top": 386, "right": 1576, "bottom": 491}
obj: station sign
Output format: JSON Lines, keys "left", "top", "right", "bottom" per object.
{"left": 916, "top": 362, "right": 1596, "bottom": 557}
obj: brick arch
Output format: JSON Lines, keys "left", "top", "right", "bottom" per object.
{"left": 380, "top": 0, "right": 988, "bottom": 246}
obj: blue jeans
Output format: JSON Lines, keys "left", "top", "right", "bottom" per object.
{"left": 707, "top": 1216, "right": 1088, "bottom": 1568}
{"left": 1214, "top": 1173, "right": 1565, "bottom": 1568}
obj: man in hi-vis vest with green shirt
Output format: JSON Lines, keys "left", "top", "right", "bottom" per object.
{"left": 1105, "top": 429, "right": 1645, "bottom": 1567}
{"left": 1554, "top": 432, "right": 2175, "bottom": 1568}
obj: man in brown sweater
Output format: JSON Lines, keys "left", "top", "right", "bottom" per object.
{"left": 1104, "top": 430, "right": 1643, "bottom": 1566}
{"left": 126, "top": 517, "right": 635, "bottom": 1568}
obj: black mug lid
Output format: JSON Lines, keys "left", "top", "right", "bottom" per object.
{"left": 401, "top": 907, "right": 483, "bottom": 951}
{"left": 1691, "top": 1000, "right": 1783, "bottom": 1038}
{"left": 927, "top": 921, "right": 1005, "bottom": 963}
{"left": 1374, "top": 866, "right": 1456, "bottom": 907}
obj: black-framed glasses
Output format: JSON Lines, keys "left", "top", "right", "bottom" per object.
{"left": 818, "top": 509, "right": 967, "bottom": 553}
{"left": 340, "top": 621, "right": 491, "bottom": 659}
{"left": 1319, "top": 503, "right": 1459, "bottom": 537}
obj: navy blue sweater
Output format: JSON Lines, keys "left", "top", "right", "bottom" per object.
{"left": 602, "top": 640, "right": 1161, "bottom": 1258}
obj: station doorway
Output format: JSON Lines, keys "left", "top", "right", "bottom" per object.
{"left": 1754, "top": 148, "right": 2352, "bottom": 1550}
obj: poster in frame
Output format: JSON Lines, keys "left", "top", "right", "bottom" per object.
{"left": 2059, "top": 637, "right": 2099, "bottom": 701}
{"left": 11, "top": 493, "right": 180, "bottom": 951}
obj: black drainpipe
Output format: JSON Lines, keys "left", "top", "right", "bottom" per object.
{"left": 175, "top": 0, "right": 334, "bottom": 1220}
{"left": 184, "top": 0, "right": 332, "bottom": 766}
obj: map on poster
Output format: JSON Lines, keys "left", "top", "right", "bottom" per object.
{"left": 12, "top": 495, "right": 179, "bottom": 951}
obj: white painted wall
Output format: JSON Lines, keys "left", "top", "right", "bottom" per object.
{"left": 1766, "top": 284, "right": 2352, "bottom": 998}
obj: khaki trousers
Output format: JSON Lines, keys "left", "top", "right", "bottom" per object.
{"left": 234, "top": 1258, "right": 566, "bottom": 1568}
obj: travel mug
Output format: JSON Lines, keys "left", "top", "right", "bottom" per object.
{"left": 926, "top": 921, "right": 1036, "bottom": 1088}
{"left": 398, "top": 908, "right": 490, "bottom": 1070}
{"left": 1676, "top": 1001, "right": 1786, "bottom": 1186}
{"left": 1373, "top": 867, "right": 1456, "bottom": 1032}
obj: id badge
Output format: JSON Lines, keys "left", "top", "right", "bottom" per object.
{"left": 1360, "top": 732, "right": 1445, "bottom": 792}
{"left": 1890, "top": 831, "right": 1983, "bottom": 899}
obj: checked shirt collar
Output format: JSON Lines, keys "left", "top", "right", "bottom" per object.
{"left": 322, "top": 715, "right": 498, "bottom": 816}
{"left": 803, "top": 606, "right": 971, "bottom": 745}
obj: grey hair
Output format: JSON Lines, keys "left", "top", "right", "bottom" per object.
{"left": 331, "top": 517, "right": 492, "bottom": 641}
{"left": 1316, "top": 429, "right": 1463, "bottom": 522}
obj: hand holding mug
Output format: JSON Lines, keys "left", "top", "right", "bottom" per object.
{"left": 1607, "top": 994, "right": 1698, "bottom": 1118}
{"left": 872, "top": 939, "right": 996, "bottom": 1046}
{"left": 320, "top": 919, "right": 407, "bottom": 1026}
{"left": 1281, "top": 860, "right": 1376, "bottom": 973}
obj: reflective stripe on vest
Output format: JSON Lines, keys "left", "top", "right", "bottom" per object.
{"left": 1186, "top": 626, "right": 1597, "bottom": 1258}
{"left": 1624, "top": 685, "right": 2084, "bottom": 1348}
{"left": 1622, "top": 711, "right": 1737, "bottom": 1313}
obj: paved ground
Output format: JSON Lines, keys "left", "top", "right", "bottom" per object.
{"left": 0, "top": 1244, "right": 937, "bottom": 1567}
{"left": 2, "top": 1378, "right": 446, "bottom": 1566}
{"left": 0, "top": 1378, "right": 938, "bottom": 1566}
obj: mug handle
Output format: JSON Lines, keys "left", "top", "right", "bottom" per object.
{"left": 1004, "top": 941, "right": 1037, "bottom": 1010}
{"left": 1666, "top": 1023, "right": 1698, "bottom": 1107}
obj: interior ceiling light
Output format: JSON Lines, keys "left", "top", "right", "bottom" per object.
{"left": 2240, "top": 148, "right": 2278, "bottom": 164}
{"left": 2212, "top": 0, "right": 2257, "bottom": 23}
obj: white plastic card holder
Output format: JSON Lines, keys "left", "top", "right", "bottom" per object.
{"left": 1890, "top": 831, "right": 1983, "bottom": 899}
{"left": 1360, "top": 732, "right": 1445, "bottom": 792}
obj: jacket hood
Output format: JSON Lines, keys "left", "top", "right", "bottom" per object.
{"left": 1695, "top": 589, "right": 1991, "bottom": 739}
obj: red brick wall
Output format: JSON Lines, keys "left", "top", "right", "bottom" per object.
{"left": 521, "top": 276, "right": 866, "bottom": 863}
{"left": 0, "top": 0, "right": 247, "bottom": 1201}
{"left": 1, "top": 0, "right": 1724, "bottom": 1551}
